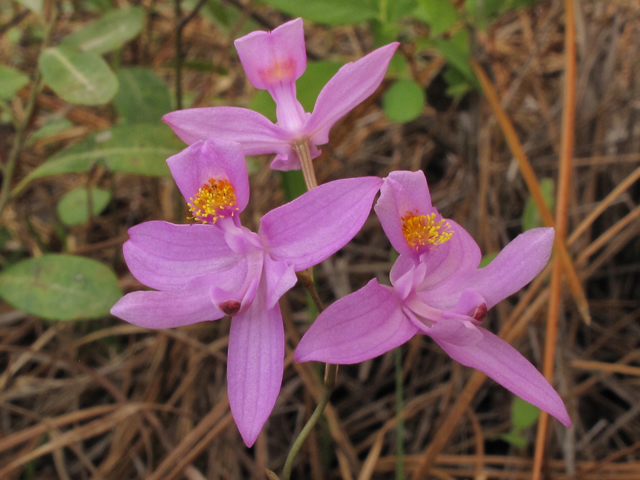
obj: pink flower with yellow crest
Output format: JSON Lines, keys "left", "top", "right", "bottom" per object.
{"left": 295, "top": 170, "right": 571, "bottom": 428}
{"left": 111, "top": 141, "right": 383, "bottom": 446}
{"left": 163, "top": 18, "right": 398, "bottom": 171}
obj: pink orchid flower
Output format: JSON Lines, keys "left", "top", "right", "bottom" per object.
{"left": 163, "top": 18, "right": 398, "bottom": 171}
{"left": 295, "top": 170, "right": 571, "bottom": 427}
{"left": 111, "top": 141, "right": 383, "bottom": 446}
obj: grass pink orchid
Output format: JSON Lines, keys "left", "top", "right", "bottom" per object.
{"left": 295, "top": 170, "right": 571, "bottom": 427}
{"left": 111, "top": 140, "right": 383, "bottom": 446}
{"left": 163, "top": 18, "right": 398, "bottom": 172}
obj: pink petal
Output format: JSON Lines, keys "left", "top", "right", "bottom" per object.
{"left": 111, "top": 288, "right": 223, "bottom": 328}
{"left": 167, "top": 141, "right": 250, "bottom": 217}
{"left": 123, "top": 221, "right": 240, "bottom": 291}
{"left": 269, "top": 144, "right": 321, "bottom": 172}
{"left": 413, "top": 219, "right": 482, "bottom": 310}
{"left": 260, "top": 177, "right": 383, "bottom": 271}
{"left": 295, "top": 279, "right": 418, "bottom": 364}
{"left": 264, "top": 254, "right": 297, "bottom": 310}
{"left": 374, "top": 170, "right": 435, "bottom": 257}
{"left": 234, "top": 18, "right": 306, "bottom": 91}
{"left": 163, "top": 107, "right": 292, "bottom": 154}
{"left": 467, "top": 227, "right": 555, "bottom": 308}
{"left": 433, "top": 328, "right": 571, "bottom": 427}
{"left": 227, "top": 281, "right": 285, "bottom": 447}
{"left": 304, "top": 43, "right": 399, "bottom": 145}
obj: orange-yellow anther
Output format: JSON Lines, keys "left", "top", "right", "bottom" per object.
{"left": 188, "top": 178, "right": 238, "bottom": 224}
{"left": 401, "top": 211, "right": 453, "bottom": 251}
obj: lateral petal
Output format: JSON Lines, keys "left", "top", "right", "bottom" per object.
{"left": 304, "top": 43, "right": 398, "bottom": 145}
{"left": 433, "top": 328, "right": 571, "bottom": 427}
{"left": 123, "top": 221, "right": 241, "bottom": 291}
{"left": 111, "top": 288, "right": 223, "bottom": 329}
{"left": 227, "top": 282, "right": 285, "bottom": 447}
{"left": 467, "top": 227, "right": 554, "bottom": 309}
{"left": 163, "top": 107, "right": 292, "bottom": 154}
{"left": 264, "top": 255, "right": 297, "bottom": 310}
{"left": 295, "top": 279, "right": 418, "bottom": 364}
{"left": 260, "top": 177, "right": 383, "bottom": 271}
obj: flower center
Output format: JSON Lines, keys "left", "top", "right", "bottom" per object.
{"left": 260, "top": 57, "right": 297, "bottom": 84}
{"left": 401, "top": 211, "right": 453, "bottom": 251}
{"left": 188, "top": 178, "right": 238, "bottom": 224}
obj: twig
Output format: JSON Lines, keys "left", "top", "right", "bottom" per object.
{"left": 532, "top": 0, "right": 577, "bottom": 478}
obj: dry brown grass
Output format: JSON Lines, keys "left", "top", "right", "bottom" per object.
{"left": 1, "top": 0, "right": 640, "bottom": 478}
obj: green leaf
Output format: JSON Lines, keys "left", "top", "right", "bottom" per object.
{"left": 511, "top": 397, "right": 540, "bottom": 429}
{"left": 260, "top": 0, "right": 378, "bottom": 25}
{"left": 61, "top": 7, "right": 145, "bottom": 54}
{"left": 383, "top": 79, "right": 425, "bottom": 123}
{"left": 499, "top": 430, "right": 528, "bottom": 448}
{"left": 433, "top": 30, "right": 477, "bottom": 88}
{"left": 280, "top": 170, "right": 307, "bottom": 201}
{"left": 113, "top": 68, "right": 172, "bottom": 124}
{"left": 416, "top": 0, "right": 459, "bottom": 35}
{"left": 0, "top": 254, "right": 121, "bottom": 321}
{"left": 249, "top": 60, "right": 344, "bottom": 121}
{"left": 0, "top": 65, "right": 30, "bottom": 100}
{"left": 15, "top": 125, "right": 183, "bottom": 193}
{"left": 25, "top": 118, "right": 75, "bottom": 146}
{"left": 522, "top": 178, "right": 554, "bottom": 231}
{"left": 15, "top": 0, "right": 43, "bottom": 15}
{"left": 57, "top": 187, "right": 111, "bottom": 226}
{"left": 39, "top": 46, "right": 118, "bottom": 105}
{"left": 478, "top": 252, "right": 498, "bottom": 268}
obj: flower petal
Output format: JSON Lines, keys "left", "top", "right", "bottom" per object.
{"left": 295, "top": 279, "right": 418, "bottom": 364}
{"left": 467, "top": 227, "right": 554, "bottom": 309}
{"left": 111, "top": 288, "right": 223, "bottom": 329}
{"left": 227, "top": 281, "right": 285, "bottom": 446}
{"left": 433, "top": 328, "right": 571, "bottom": 427}
{"left": 234, "top": 18, "right": 306, "bottom": 91}
{"left": 304, "top": 43, "right": 398, "bottom": 145}
{"left": 413, "top": 219, "right": 482, "bottom": 310}
{"left": 163, "top": 107, "right": 291, "bottom": 154}
{"left": 123, "top": 221, "right": 240, "bottom": 291}
{"left": 264, "top": 254, "right": 297, "bottom": 310}
{"left": 260, "top": 177, "right": 383, "bottom": 271}
{"left": 374, "top": 170, "right": 434, "bottom": 257}
{"left": 167, "top": 140, "right": 250, "bottom": 216}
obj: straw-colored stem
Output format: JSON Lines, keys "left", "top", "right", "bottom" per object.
{"left": 293, "top": 140, "right": 318, "bottom": 190}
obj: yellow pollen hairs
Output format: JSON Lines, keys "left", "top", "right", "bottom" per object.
{"left": 188, "top": 178, "right": 238, "bottom": 224}
{"left": 401, "top": 211, "right": 453, "bottom": 251}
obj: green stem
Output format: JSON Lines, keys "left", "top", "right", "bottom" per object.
{"left": 292, "top": 140, "right": 318, "bottom": 190}
{"left": 282, "top": 363, "right": 337, "bottom": 480}
{"left": 1, "top": 9, "right": 57, "bottom": 220}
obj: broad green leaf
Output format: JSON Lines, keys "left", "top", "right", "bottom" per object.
{"left": 511, "top": 397, "right": 540, "bottom": 429}
{"left": 15, "top": 125, "right": 183, "bottom": 193}
{"left": 249, "top": 61, "right": 344, "bottom": 122}
{"left": 39, "top": 46, "right": 118, "bottom": 105}
{"left": 261, "top": 0, "right": 378, "bottom": 25}
{"left": 443, "top": 66, "right": 471, "bottom": 100}
{"left": 25, "top": 118, "right": 75, "bottom": 146}
{"left": 0, "top": 65, "right": 30, "bottom": 100}
{"left": 0, "top": 254, "right": 122, "bottom": 321}
{"left": 386, "top": 0, "right": 418, "bottom": 23}
{"left": 57, "top": 187, "right": 111, "bottom": 226}
{"left": 478, "top": 252, "right": 498, "bottom": 268}
{"left": 383, "top": 79, "right": 425, "bottom": 123}
{"left": 61, "top": 7, "right": 145, "bottom": 54}
{"left": 113, "top": 68, "right": 172, "bottom": 124}
{"left": 15, "top": 0, "right": 43, "bottom": 15}
{"left": 433, "top": 30, "right": 477, "bottom": 87}
{"left": 522, "top": 178, "right": 554, "bottom": 231}
{"left": 416, "top": 0, "right": 459, "bottom": 35}
{"left": 465, "top": 0, "right": 536, "bottom": 29}
{"left": 499, "top": 430, "right": 528, "bottom": 448}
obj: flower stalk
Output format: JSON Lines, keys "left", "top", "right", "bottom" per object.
{"left": 293, "top": 140, "right": 318, "bottom": 190}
